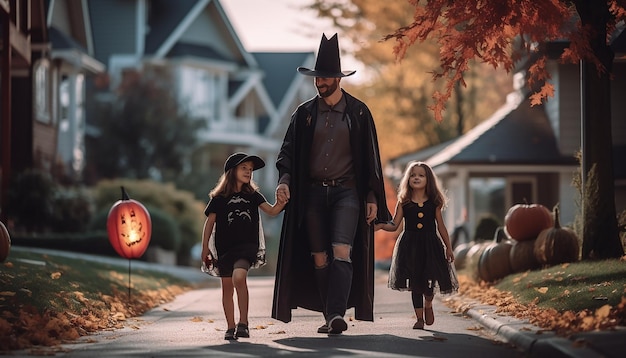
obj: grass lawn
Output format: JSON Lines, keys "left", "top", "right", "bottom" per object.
{"left": 451, "top": 257, "right": 626, "bottom": 334}
{"left": 496, "top": 259, "right": 626, "bottom": 312}
{"left": 0, "top": 249, "right": 197, "bottom": 352}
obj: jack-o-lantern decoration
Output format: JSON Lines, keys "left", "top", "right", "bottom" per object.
{"left": 0, "top": 221, "right": 10, "bottom": 262}
{"left": 107, "top": 187, "right": 152, "bottom": 259}
{"left": 504, "top": 203, "right": 553, "bottom": 241}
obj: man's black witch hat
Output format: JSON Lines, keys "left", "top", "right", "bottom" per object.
{"left": 297, "top": 33, "right": 355, "bottom": 77}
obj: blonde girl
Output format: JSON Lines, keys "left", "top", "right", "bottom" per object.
{"left": 376, "top": 161, "right": 458, "bottom": 329}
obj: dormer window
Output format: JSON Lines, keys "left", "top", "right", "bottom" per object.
{"left": 179, "top": 66, "right": 216, "bottom": 120}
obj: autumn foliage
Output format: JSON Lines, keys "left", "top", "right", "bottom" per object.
{"left": 446, "top": 273, "right": 626, "bottom": 335}
{"left": 383, "top": 0, "right": 626, "bottom": 121}
{"left": 0, "top": 257, "right": 189, "bottom": 354}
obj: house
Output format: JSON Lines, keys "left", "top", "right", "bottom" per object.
{"left": 0, "top": 0, "right": 104, "bottom": 219}
{"left": 84, "top": 0, "right": 315, "bottom": 194}
{"left": 385, "top": 34, "right": 626, "bottom": 241}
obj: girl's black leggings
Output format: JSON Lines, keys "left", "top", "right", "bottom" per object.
{"left": 411, "top": 287, "right": 434, "bottom": 309}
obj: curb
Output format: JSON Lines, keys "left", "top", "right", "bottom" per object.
{"left": 465, "top": 303, "right": 609, "bottom": 358}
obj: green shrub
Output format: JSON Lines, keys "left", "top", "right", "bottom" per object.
{"left": 51, "top": 187, "right": 95, "bottom": 233}
{"left": 12, "top": 231, "right": 116, "bottom": 257}
{"left": 6, "top": 169, "right": 57, "bottom": 232}
{"left": 6, "top": 169, "right": 96, "bottom": 234}
{"left": 144, "top": 205, "right": 181, "bottom": 251}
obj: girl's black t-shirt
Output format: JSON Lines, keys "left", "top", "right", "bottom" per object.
{"left": 204, "top": 191, "right": 267, "bottom": 255}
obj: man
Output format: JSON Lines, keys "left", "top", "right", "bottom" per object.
{"left": 272, "top": 33, "right": 391, "bottom": 335}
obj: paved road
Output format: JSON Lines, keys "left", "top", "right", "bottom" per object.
{"left": 38, "top": 275, "right": 524, "bottom": 357}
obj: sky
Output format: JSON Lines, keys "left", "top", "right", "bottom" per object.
{"left": 220, "top": 0, "right": 365, "bottom": 76}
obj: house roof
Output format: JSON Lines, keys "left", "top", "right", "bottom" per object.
{"left": 391, "top": 94, "right": 578, "bottom": 172}
{"left": 49, "top": 26, "right": 88, "bottom": 52}
{"left": 48, "top": 26, "right": 105, "bottom": 73}
{"left": 144, "top": 0, "right": 199, "bottom": 55}
{"left": 150, "top": 0, "right": 256, "bottom": 67}
{"left": 166, "top": 42, "right": 233, "bottom": 62}
{"left": 252, "top": 52, "right": 313, "bottom": 108}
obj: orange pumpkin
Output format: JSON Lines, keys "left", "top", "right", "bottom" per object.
{"left": 107, "top": 187, "right": 152, "bottom": 259}
{"left": 534, "top": 206, "right": 579, "bottom": 265}
{"left": 504, "top": 203, "right": 553, "bottom": 241}
{"left": 0, "top": 221, "right": 10, "bottom": 262}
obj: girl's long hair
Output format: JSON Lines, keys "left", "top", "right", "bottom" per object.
{"left": 397, "top": 161, "right": 447, "bottom": 208}
{"left": 209, "top": 167, "right": 259, "bottom": 198}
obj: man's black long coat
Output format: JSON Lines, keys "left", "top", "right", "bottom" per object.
{"left": 271, "top": 90, "right": 392, "bottom": 323}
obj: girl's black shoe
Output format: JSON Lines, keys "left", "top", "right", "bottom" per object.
{"left": 235, "top": 323, "right": 249, "bottom": 338}
{"left": 224, "top": 328, "right": 237, "bottom": 340}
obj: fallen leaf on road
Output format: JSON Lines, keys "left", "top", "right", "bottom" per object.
{"left": 269, "top": 330, "right": 286, "bottom": 334}
{"left": 466, "top": 325, "right": 483, "bottom": 331}
{"left": 190, "top": 316, "right": 203, "bottom": 322}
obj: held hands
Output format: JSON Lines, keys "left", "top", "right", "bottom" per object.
{"left": 275, "top": 183, "right": 290, "bottom": 205}
{"left": 366, "top": 203, "right": 377, "bottom": 225}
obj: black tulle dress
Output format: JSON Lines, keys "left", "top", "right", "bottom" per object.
{"left": 388, "top": 199, "right": 458, "bottom": 295}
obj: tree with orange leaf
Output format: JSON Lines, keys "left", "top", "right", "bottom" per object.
{"left": 383, "top": 0, "right": 625, "bottom": 259}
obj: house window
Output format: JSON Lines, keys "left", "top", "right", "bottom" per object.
{"left": 59, "top": 76, "right": 70, "bottom": 132}
{"left": 33, "top": 59, "right": 51, "bottom": 124}
{"left": 469, "top": 176, "right": 538, "bottom": 230}
{"left": 506, "top": 176, "right": 537, "bottom": 208}
{"left": 469, "top": 177, "right": 506, "bottom": 224}
{"left": 179, "top": 67, "right": 216, "bottom": 120}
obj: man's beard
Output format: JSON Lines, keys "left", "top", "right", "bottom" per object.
{"left": 317, "top": 79, "right": 338, "bottom": 98}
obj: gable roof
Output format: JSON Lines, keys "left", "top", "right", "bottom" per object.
{"left": 144, "top": 0, "right": 199, "bottom": 55}
{"left": 151, "top": 0, "right": 257, "bottom": 68}
{"left": 48, "top": 26, "right": 105, "bottom": 73}
{"left": 252, "top": 52, "right": 313, "bottom": 108}
{"left": 166, "top": 42, "right": 233, "bottom": 62}
{"left": 392, "top": 94, "right": 578, "bottom": 172}
{"left": 49, "top": 26, "right": 87, "bottom": 52}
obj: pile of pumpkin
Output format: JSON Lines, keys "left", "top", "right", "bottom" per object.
{"left": 454, "top": 203, "right": 580, "bottom": 282}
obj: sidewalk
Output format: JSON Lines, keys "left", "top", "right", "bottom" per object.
{"left": 10, "top": 247, "right": 626, "bottom": 357}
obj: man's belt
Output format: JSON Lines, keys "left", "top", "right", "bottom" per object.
{"left": 311, "top": 178, "right": 355, "bottom": 187}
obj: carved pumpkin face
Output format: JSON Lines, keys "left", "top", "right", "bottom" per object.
{"left": 0, "top": 221, "right": 10, "bottom": 262}
{"left": 107, "top": 187, "right": 151, "bottom": 259}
